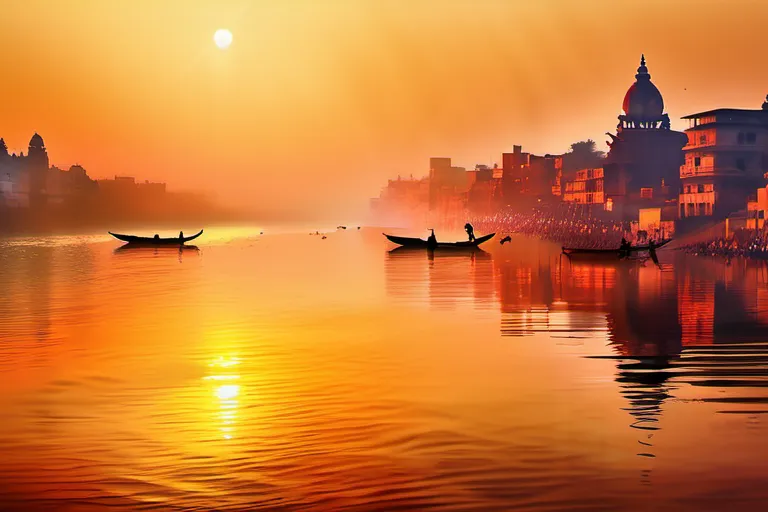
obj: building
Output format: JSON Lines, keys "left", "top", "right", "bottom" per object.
{"left": 428, "top": 157, "right": 468, "bottom": 212}
{"left": 562, "top": 168, "right": 605, "bottom": 206}
{"left": 678, "top": 102, "right": 768, "bottom": 221}
{"left": 26, "top": 133, "right": 50, "bottom": 208}
{"left": 603, "top": 55, "right": 688, "bottom": 218}
{"left": 501, "top": 146, "right": 559, "bottom": 205}
{"left": 467, "top": 164, "right": 501, "bottom": 213}
{"left": 747, "top": 184, "right": 768, "bottom": 230}
{"left": 0, "top": 133, "right": 97, "bottom": 209}
{"left": 370, "top": 175, "right": 430, "bottom": 224}
{"left": 96, "top": 175, "right": 167, "bottom": 201}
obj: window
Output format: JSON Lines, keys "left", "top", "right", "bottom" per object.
{"left": 698, "top": 184, "right": 705, "bottom": 193}
{"left": 699, "top": 134, "right": 707, "bottom": 145}
{"left": 737, "top": 158, "right": 746, "bottom": 171}
{"left": 746, "top": 132, "right": 757, "bottom": 144}
{"left": 640, "top": 188, "right": 653, "bottom": 199}
{"left": 694, "top": 157, "right": 701, "bottom": 167}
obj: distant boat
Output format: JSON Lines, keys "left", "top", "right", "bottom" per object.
{"left": 109, "top": 229, "right": 203, "bottom": 245}
{"left": 562, "top": 238, "right": 672, "bottom": 257}
{"left": 383, "top": 232, "right": 495, "bottom": 249}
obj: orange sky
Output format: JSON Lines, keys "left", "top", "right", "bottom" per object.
{"left": 2, "top": 0, "right": 768, "bottom": 219}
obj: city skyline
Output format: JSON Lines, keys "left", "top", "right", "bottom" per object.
{"left": 3, "top": 0, "right": 768, "bottom": 218}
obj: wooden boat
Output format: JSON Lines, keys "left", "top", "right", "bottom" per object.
{"left": 384, "top": 232, "right": 495, "bottom": 249}
{"left": 562, "top": 238, "right": 672, "bottom": 256}
{"left": 109, "top": 229, "right": 203, "bottom": 245}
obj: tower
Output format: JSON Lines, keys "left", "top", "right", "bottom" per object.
{"left": 26, "top": 132, "right": 50, "bottom": 208}
{"left": 604, "top": 56, "right": 688, "bottom": 218}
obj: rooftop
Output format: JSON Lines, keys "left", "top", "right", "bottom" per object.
{"left": 681, "top": 108, "right": 768, "bottom": 119}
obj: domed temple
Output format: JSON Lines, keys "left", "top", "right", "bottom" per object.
{"left": 0, "top": 133, "right": 96, "bottom": 208}
{"left": 604, "top": 55, "right": 688, "bottom": 219}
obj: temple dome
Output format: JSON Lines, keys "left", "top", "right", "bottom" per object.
{"left": 622, "top": 55, "right": 664, "bottom": 119}
{"left": 29, "top": 132, "right": 45, "bottom": 149}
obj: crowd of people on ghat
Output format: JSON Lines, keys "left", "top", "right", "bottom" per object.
{"left": 441, "top": 205, "right": 768, "bottom": 260}
{"left": 467, "top": 206, "right": 636, "bottom": 249}
{"left": 681, "top": 232, "right": 768, "bottom": 259}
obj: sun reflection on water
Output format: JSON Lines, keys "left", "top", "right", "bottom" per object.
{"left": 206, "top": 356, "right": 242, "bottom": 440}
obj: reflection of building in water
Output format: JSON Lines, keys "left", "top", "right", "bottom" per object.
{"left": 26, "top": 246, "right": 54, "bottom": 342}
{"left": 495, "top": 251, "right": 557, "bottom": 336}
{"left": 679, "top": 275, "right": 715, "bottom": 346}
{"left": 617, "top": 358, "right": 673, "bottom": 455}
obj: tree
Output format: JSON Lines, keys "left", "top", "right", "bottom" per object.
{"left": 563, "top": 139, "right": 605, "bottom": 175}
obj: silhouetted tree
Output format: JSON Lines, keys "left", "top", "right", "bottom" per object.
{"left": 563, "top": 139, "right": 605, "bottom": 175}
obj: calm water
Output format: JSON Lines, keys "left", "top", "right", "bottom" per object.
{"left": 0, "top": 227, "right": 767, "bottom": 511}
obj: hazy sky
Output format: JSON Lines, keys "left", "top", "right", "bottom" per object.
{"left": 2, "top": 0, "right": 768, "bottom": 218}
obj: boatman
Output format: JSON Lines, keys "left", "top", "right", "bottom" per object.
{"left": 619, "top": 237, "right": 631, "bottom": 259}
{"left": 427, "top": 229, "right": 437, "bottom": 249}
{"left": 464, "top": 222, "right": 475, "bottom": 242}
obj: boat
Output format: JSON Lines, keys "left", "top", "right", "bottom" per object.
{"left": 109, "top": 229, "right": 204, "bottom": 245}
{"left": 562, "top": 238, "right": 672, "bottom": 256}
{"left": 383, "top": 232, "right": 495, "bottom": 249}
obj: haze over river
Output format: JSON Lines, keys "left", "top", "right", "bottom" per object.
{"left": 1, "top": 227, "right": 766, "bottom": 511}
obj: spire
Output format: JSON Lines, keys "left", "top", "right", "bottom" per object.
{"left": 636, "top": 54, "right": 650, "bottom": 80}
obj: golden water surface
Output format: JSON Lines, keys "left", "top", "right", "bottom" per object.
{"left": 0, "top": 228, "right": 766, "bottom": 511}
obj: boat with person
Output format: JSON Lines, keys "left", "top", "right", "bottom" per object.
{"left": 384, "top": 232, "right": 495, "bottom": 249}
{"left": 109, "top": 229, "right": 204, "bottom": 245}
{"left": 562, "top": 238, "right": 672, "bottom": 257}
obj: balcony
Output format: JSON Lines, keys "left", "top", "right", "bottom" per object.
{"left": 683, "top": 140, "right": 716, "bottom": 150}
{"left": 680, "top": 165, "right": 715, "bottom": 177}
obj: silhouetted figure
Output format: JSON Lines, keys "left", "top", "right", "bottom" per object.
{"left": 179, "top": 231, "right": 184, "bottom": 241}
{"left": 154, "top": 234, "right": 160, "bottom": 241}
{"left": 619, "top": 237, "right": 631, "bottom": 259}
{"left": 648, "top": 239, "right": 659, "bottom": 266}
{"left": 464, "top": 223, "right": 475, "bottom": 242}
{"left": 357, "top": 226, "right": 361, "bottom": 230}
{"left": 500, "top": 235, "right": 512, "bottom": 245}
{"left": 321, "top": 235, "right": 327, "bottom": 239}
{"left": 427, "top": 229, "right": 437, "bottom": 249}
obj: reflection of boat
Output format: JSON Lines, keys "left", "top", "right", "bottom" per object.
{"left": 562, "top": 239, "right": 671, "bottom": 257}
{"left": 109, "top": 229, "right": 204, "bottom": 245}
{"left": 387, "top": 245, "right": 491, "bottom": 259}
{"left": 384, "top": 232, "right": 495, "bottom": 249}
{"left": 114, "top": 244, "right": 200, "bottom": 254}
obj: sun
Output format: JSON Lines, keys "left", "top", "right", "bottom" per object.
{"left": 214, "top": 29, "right": 233, "bottom": 49}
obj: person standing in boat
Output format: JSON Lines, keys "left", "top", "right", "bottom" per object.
{"left": 464, "top": 222, "right": 475, "bottom": 242}
{"left": 427, "top": 229, "right": 437, "bottom": 249}
{"left": 179, "top": 231, "right": 184, "bottom": 242}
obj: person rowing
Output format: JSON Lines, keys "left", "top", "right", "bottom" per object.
{"left": 464, "top": 222, "right": 476, "bottom": 242}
